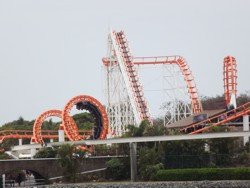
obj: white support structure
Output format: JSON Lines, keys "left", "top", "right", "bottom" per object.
{"left": 161, "top": 64, "right": 192, "bottom": 125}
{"left": 10, "top": 131, "right": 250, "bottom": 151}
{"left": 104, "top": 31, "right": 197, "bottom": 133}
{"left": 58, "top": 129, "right": 65, "bottom": 142}
{"left": 30, "top": 148, "right": 36, "bottom": 158}
{"left": 18, "top": 138, "right": 22, "bottom": 146}
{"left": 51, "top": 131, "right": 250, "bottom": 146}
{"left": 109, "top": 31, "right": 141, "bottom": 125}
{"left": 2, "top": 174, "right": 5, "bottom": 188}
{"left": 104, "top": 62, "right": 135, "bottom": 136}
{"left": 104, "top": 30, "right": 150, "bottom": 136}
{"left": 243, "top": 115, "right": 249, "bottom": 145}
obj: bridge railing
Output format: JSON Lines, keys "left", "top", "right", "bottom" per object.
{"left": 3, "top": 178, "right": 46, "bottom": 187}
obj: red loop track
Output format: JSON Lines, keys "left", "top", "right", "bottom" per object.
{"left": 224, "top": 56, "right": 237, "bottom": 106}
{"left": 62, "top": 95, "right": 108, "bottom": 141}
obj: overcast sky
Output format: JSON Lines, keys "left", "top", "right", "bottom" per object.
{"left": 0, "top": 0, "right": 249, "bottom": 125}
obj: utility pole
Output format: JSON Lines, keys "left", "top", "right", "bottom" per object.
{"left": 129, "top": 142, "right": 137, "bottom": 182}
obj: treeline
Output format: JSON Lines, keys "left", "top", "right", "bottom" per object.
{"left": 201, "top": 92, "right": 250, "bottom": 110}
{"left": 0, "top": 112, "right": 95, "bottom": 131}
{"left": 1, "top": 92, "right": 249, "bottom": 131}
{"left": 103, "top": 120, "right": 250, "bottom": 181}
{"left": 33, "top": 120, "right": 250, "bottom": 182}
{"left": 0, "top": 112, "right": 94, "bottom": 151}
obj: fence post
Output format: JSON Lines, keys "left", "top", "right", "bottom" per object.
{"left": 243, "top": 115, "right": 249, "bottom": 145}
{"left": 129, "top": 142, "right": 137, "bottom": 182}
{"left": 2, "top": 174, "right": 5, "bottom": 188}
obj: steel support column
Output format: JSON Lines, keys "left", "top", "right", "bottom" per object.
{"left": 243, "top": 115, "right": 249, "bottom": 145}
{"left": 129, "top": 142, "right": 137, "bottom": 182}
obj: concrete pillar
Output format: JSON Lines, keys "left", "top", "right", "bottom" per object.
{"left": 2, "top": 174, "right": 5, "bottom": 188}
{"left": 129, "top": 142, "right": 137, "bottom": 182}
{"left": 30, "top": 148, "right": 36, "bottom": 159}
{"left": 58, "top": 129, "right": 65, "bottom": 142}
{"left": 243, "top": 115, "right": 249, "bottom": 145}
{"left": 50, "top": 138, "right": 54, "bottom": 143}
{"left": 18, "top": 138, "right": 22, "bottom": 146}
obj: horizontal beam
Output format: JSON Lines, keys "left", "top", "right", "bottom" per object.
{"left": 50, "top": 131, "right": 250, "bottom": 146}
{"left": 11, "top": 131, "right": 250, "bottom": 151}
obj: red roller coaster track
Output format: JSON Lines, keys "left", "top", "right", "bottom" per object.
{"left": 0, "top": 31, "right": 246, "bottom": 146}
{"left": 133, "top": 56, "right": 203, "bottom": 114}
{"left": 224, "top": 56, "right": 237, "bottom": 107}
{"left": 0, "top": 95, "right": 108, "bottom": 144}
{"left": 31, "top": 109, "right": 63, "bottom": 143}
{"left": 180, "top": 102, "right": 250, "bottom": 134}
{"left": 114, "top": 31, "right": 151, "bottom": 121}
{"left": 103, "top": 55, "right": 203, "bottom": 114}
{"left": 0, "top": 130, "right": 92, "bottom": 144}
{"left": 179, "top": 56, "right": 242, "bottom": 134}
{"left": 62, "top": 95, "right": 108, "bottom": 141}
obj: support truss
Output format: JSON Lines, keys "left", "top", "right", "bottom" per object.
{"left": 103, "top": 30, "right": 151, "bottom": 136}
{"left": 223, "top": 56, "right": 237, "bottom": 108}
{"left": 103, "top": 31, "right": 202, "bottom": 134}
{"left": 133, "top": 56, "right": 202, "bottom": 125}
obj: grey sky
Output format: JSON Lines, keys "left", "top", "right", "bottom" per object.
{"left": 0, "top": 0, "right": 249, "bottom": 125}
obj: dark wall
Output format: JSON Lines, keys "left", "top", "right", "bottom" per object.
{"left": 0, "top": 157, "right": 111, "bottom": 179}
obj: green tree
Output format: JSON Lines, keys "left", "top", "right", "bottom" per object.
{"left": 57, "top": 144, "right": 85, "bottom": 182}
{"left": 208, "top": 137, "right": 238, "bottom": 166}
{"left": 0, "top": 152, "right": 12, "bottom": 159}
{"left": 163, "top": 139, "right": 207, "bottom": 168}
{"left": 72, "top": 112, "right": 95, "bottom": 130}
{"left": 17, "top": 116, "right": 24, "bottom": 125}
{"left": 34, "top": 147, "right": 58, "bottom": 158}
{"left": 106, "top": 158, "right": 130, "bottom": 180}
{"left": 138, "top": 147, "right": 164, "bottom": 180}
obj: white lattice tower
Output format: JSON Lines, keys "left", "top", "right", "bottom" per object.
{"left": 133, "top": 56, "right": 202, "bottom": 126}
{"left": 161, "top": 63, "right": 192, "bottom": 125}
{"left": 103, "top": 30, "right": 151, "bottom": 136}
{"left": 103, "top": 57, "right": 135, "bottom": 136}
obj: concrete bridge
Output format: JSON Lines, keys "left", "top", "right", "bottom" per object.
{"left": 0, "top": 157, "right": 113, "bottom": 180}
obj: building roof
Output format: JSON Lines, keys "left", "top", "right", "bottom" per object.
{"left": 167, "top": 109, "right": 226, "bottom": 128}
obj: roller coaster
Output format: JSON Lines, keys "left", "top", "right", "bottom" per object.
{"left": 0, "top": 95, "right": 108, "bottom": 144}
{"left": 0, "top": 30, "right": 249, "bottom": 148}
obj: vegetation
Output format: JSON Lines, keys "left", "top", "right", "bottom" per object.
{"left": 106, "top": 158, "right": 130, "bottom": 180}
{"left": 0, "top": 112, "right": 94, "bottom": 150}
{"left": 0, "top": 152, "right": 12, "bottom": 159}
{"left": 105, "top": 119, "right": 250, "bottom": 181}
{"left": 34, "top": 147, "right": 58, "bottom": 158}
{"left": 72, "top": 113, "right": 95, "bottom": 130}
{"left": 155, "top": 167, "right": 250, "bottom": 181}
{"left": 57, "top": 144, "right": 86, "bottom": 182}
{"left": 0, "top": 93, "right": 249, "bottom": 182}
{"left": 0, "top": 112, "right": 94, "bottom": 132}
{"left": 201, "top": 92, "right": 250, "bottom": 110}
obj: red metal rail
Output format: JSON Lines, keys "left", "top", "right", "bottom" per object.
{"left": 32, "top": 109, "right": 63, "bottom": 143}
{"left": 62, "top": 95, "right": 109, "bottom": 141}
{"left": 114, "top": 31, "right": 151, "bottom": 121}
{"left": 223, "top": 56, "right": 237, "bottom": 106}
{"left": 0, "top": 130, "right": 92, "bottom": 143}
{"left": 180, "top": 102, "right": 250, "bottom": 134}
{"left": 133, "top": 56, "right": 203, "bottom": 114}
{"left": 103, "top": 55, "right": 202, "bottom": 114}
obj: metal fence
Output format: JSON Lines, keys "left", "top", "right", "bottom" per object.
{"left": 164, "top": 153, "right": 250, "bottom": 169}
{"left": 2, "top": 177, "right": 46, "bottom": 188}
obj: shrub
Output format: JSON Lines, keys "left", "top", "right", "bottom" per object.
{"left": 106, "top": 158, "right": 129, "bottom": 180}
{"left": 155, "top": 167, "right": 250, "bottom": 181}
{"left": 142, "top": 163, "right": 164, "bottom": 180}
